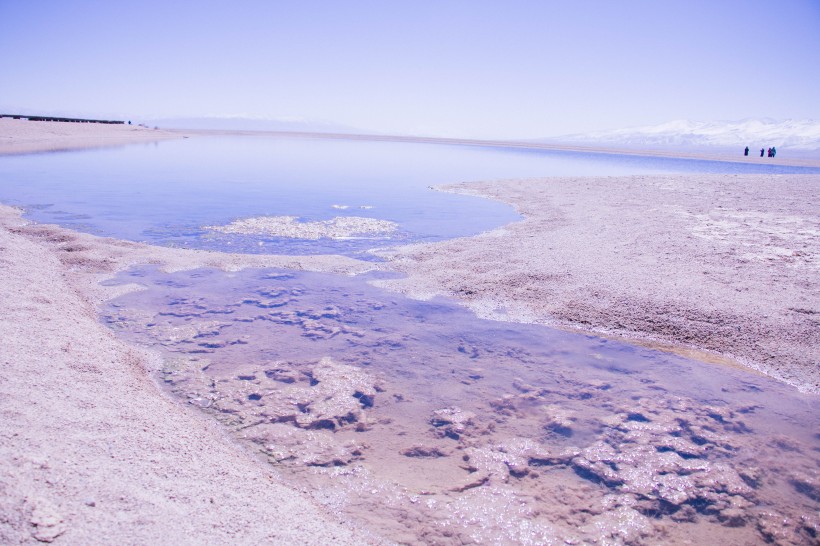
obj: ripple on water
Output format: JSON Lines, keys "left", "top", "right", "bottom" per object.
{"left": 102, "top": 266, "right": 820, "bottom": 545}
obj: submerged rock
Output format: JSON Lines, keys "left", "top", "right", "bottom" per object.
{"left": 245, "top": 423, "right": 364, "bottom": 467}
{"left": 400, "top": 445, "right": 450, "bottom": 458}
{"left": 294, "top": 358, "right": 378, "bottom": 430}
{"left": 159, "top": 355, "right": 380, "bottom": 469}
{"left": 580, "top": 505, "right": 655, "bottom": 545}
{"left": 788, "top": 470, "right": 819, "bottom": 503}
{"left": 756, "top": 510, "right": 820, "bottom": 546}
{"left": 430, "top": 407, "right": 476, "bottom": 440}
{"left": 542, "top": 403, "right": 576, "bottom": 436}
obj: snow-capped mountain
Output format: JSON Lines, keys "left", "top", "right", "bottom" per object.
{"left": 552, "top": 119, "right": 820, "bottom": 150}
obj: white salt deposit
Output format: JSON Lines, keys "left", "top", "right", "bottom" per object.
{"left": 205, "top": 215, "right": 398, "bottom": 240}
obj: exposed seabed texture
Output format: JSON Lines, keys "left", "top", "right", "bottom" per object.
{"left": 104, "top": 266, "right": 819, "bottom": 545}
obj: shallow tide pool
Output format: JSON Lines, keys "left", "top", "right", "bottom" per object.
{"left": 103, "top": 266, "right": 819, "bottom": 545}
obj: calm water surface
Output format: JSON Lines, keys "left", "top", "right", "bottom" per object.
{"left": 2, "top": 135, "right": 817, "bottom": 257}
{"left": 103, "top": 266, "right": 819, "bottom": 545}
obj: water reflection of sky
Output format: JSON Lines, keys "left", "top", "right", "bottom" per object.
{"left": 1, "top": 135, "right": 818, "bottom": 257}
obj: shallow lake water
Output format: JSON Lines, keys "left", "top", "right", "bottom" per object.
{"left": 103, "top": 266, "right": 819, "bottom": 545}
{"left": 2, "top": 135, "right": 818, "bottom": 258}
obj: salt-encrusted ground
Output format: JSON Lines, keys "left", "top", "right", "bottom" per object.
{"left": 375, "top": 174, "right": 820, "bottom": 393}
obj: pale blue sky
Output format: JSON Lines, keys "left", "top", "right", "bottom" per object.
{"left": 1, "top": 0, "right": 818, "bottom": 138}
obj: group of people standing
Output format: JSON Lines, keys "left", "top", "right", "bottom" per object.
{"left": 743, "top": 146, "right": 776, "bottom": 157}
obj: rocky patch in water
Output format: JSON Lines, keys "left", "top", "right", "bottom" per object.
{"left": 103, "top": 268, "right": 818, "bottom": 545}
{"left": 157, "top": 351, "right": 818, "bottom": 545}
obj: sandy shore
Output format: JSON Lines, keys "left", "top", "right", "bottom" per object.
{"left": 1, "top": 122, "right": 818, "bottom": 541}
{"left": 0, "top": 118, "right": 183, "bottom": 156}
{"left": 375, "top": 174, "right": 820, "bottom": 393}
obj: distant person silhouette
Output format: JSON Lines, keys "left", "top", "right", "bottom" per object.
{"left": 744, "top": 146, "right": 749, "bottom": 156}
{"left": 771, "top": 146, "right": 776, "bottom": 157}
{"left": 760, "top": 148, "right": 765, "bottom": 157}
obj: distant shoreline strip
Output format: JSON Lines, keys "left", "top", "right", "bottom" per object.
{"left": 170, "top": 128, "right": 820, "bottom": 169}
{"left": 0, "top": 114, "right": 124, "bottom": 124}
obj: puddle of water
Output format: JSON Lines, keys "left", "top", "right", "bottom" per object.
{"left": 102, "top": 266, "right": 819, "bottom": 545}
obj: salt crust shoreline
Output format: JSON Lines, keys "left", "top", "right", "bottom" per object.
{"left": 374, "top": 174, "right": 820, "bottom": 394}
{"left": 1, "top": 124, "right": 818, "bottom": 542}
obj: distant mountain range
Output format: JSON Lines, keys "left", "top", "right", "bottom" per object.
{"left": 549, "top": 119, "right": 820, "bottom": 151}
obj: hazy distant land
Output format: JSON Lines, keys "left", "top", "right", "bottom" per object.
{"left": 4, "top": 117, "right": 819, "bottom": 168}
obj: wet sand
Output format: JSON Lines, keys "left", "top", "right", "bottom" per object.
{"left": 375, "top": 174, "right": 820, "bottom": 393}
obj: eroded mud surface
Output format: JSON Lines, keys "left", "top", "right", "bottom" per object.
{"left": 102, "top": 267, "right": 819, "bottom": 545}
